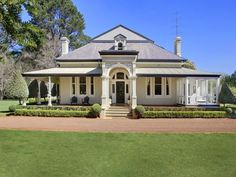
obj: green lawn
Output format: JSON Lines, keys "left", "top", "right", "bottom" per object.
{"left": 0, "top": 131, "right": 236, "bottom": 177}
{"left": 0, "top": 100, "right": 18, "bottom": 116}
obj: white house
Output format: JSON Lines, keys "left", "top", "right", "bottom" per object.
{"left": 24, "top": 25, "right": 221, "bottom": 116}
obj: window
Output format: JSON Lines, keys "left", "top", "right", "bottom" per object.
{"left": 79, "top": 77, "right": 86, "bottom": 95}
{"left": 155, "top": 77, "right": 162, "bottom": 95}
{"left": 126, "top": 84, "right": 129, "bottom": 94}
{"left": 72, "top": 77, "right": 76, "bottom": 95}
{"left": 117, "top": 72, "right": 124, "bottom": 79}
{"left": 90, "top": 77, "right": 94, "bottom": 95}
{"left": 147, "top": 78, "right": 151, "bottom": 96}
{"left": 166, "top": 78, "right": 170, "bottom": 95}
{"left": 118, "top": 42, "right": 123, "bottom": 50}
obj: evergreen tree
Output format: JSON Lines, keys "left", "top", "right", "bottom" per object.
{"left": 0, "top": 0, "right": 43, "bottom": 52}
{"left": 28, "top": 79, "right": 38, "bottom": 98}
{"left": 40, "top": 81, "right": 48, "bottom": 100}
{"left": 219, "top": 82, "right": 236, "bottom": 106}
{"left": 19, "top": 0, "right": 90, "bottom": 71}
{"left": 5, "top": 70, "right": 29, "bottom": 105}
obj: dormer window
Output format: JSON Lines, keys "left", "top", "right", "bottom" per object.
{"left": 114, "top": 34, "right": 127, "bottom": 50}
{"left": 118, "top": 42, "right": 123, "bottom": 50}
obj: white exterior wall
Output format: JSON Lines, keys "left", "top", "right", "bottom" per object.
{"left": 136, "top": 77, "right": 177, "bottom": 105}
{"left": 59, "top": 77, "right": 71, "bottom": 104}
{"left": 59, "top": 77, "right": 102, "bottom": 104}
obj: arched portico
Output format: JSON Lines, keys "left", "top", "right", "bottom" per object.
{"left": 101, "top": 62, "right": 137, "bottom": 113}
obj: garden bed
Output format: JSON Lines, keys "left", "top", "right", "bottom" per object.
{"left": 10, "top": 104, "right": 101, "bottom": 118}
{"left": 135, "top": 105, "right": 229, "bottom": 119}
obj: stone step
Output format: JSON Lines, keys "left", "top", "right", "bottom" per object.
{"left": 106, "top": 110, "right": 130, "bottom": 113}
{"left": 106, "top": 113, "right": 132, "bottom": 117}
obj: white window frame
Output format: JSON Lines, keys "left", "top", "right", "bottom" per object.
{"left": 145, "top": 77, "right": 172, "bottom": 98}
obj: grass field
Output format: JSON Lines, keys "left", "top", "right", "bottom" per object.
{"left": 0, "top": 100, "right": 18, "bottom": 116}
{"left": 0, "top": 130, "right": 236, "bottom": 177}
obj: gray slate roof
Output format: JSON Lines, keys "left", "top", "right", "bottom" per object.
{"left": 57, "top": 41, "right": 183, "bottom": 61}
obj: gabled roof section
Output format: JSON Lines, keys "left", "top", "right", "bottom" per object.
{"left": 92, "top": 24, "right": 154, "bottom": 43}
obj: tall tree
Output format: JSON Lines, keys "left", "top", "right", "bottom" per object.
{"left": 19, "top": 0, "right": 90, "bottom": 70}
{"left": 0, "top": 0, "right": 43, "bottom": 54}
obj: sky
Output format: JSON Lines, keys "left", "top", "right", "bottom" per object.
{"left": 23, "top": 0, "right": 236, "bottom": 74}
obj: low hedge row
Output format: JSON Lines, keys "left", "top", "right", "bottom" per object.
{"left": 15, "top": 109, "right": 89, "bottom": 117}
{"left": 143, "top": 111, "right": 227, "bottom": 118}
{"left": 9, "top": 105, "right": 91, "bottom": 112}
{"left": 144, "top": 106, "right": 221, "bottom": 111}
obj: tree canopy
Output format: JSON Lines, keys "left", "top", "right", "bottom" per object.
{"left": 0, "top": 0, "right": 43, "bottom": 52}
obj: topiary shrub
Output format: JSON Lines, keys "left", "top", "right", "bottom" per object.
{"left": 5, "top": 70, "right": 29, "bottom": 105}
{"left": 28, "top": 79, "right": 39, "bottom": 98}
{"left": 135, "top": 105, "right": 145, "bottom": 118}
{"left": 225, "top": 108, "right": 233, "bottom": 114}
{"left": 9, "top": 105, "right": 23, "bottom": 112}
{"left": 88, "top": 104, "right": 101, "bottom": 118}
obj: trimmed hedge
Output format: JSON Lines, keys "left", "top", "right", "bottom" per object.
{"left": 22, "top": 105, "right": 90, "bottom": 111}
{"left": 144, "top": 106, "right": 222, "bottom": 111}
{"left": 143, "top": 111, "right": 227, "bottom": 118}
{"left": 15, "top": 109, "right": 89, "bottom": 117}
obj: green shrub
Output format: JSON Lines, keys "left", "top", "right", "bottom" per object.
{"left": 135, "top": 105, "right": 145, "bottom": 118}
{"left": 8, "top": 105, "right": 23, "bottom": 112}
{"left": 24, "top": 105, "right": 91, "bottom": 111}
{"left": 5, "top": 70, "right": 29, "bottom": 104}
{"left": 143, "top": 111, "right": 227, "bottom": 118}
{"left": 145, "top": 106, "right": 221, "bottom": 111}
{"left": 225, "top": 108, "right": 233, "bottom": 114}
{"left": 88, "top": 104, "right": 101, "bottom": 118}
{"left": 14, "top": 109, "right": 89, "bottom": 117}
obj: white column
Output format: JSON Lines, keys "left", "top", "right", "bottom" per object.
{"left": 205, "top": 80, "right": 209, "bottom": 105}
{"left": 37, "top": 80, "right": 41, "bottom": 105}
{"left": 185, "top": 77, "right": 189, "bottom": 105}
{"left": 101, "top": 76, "right": 108, "bottom": 109}
{"left": 216, "top": 77, "right": 220, "bottom": 104}
{"left": 210, "top": 80, "right": 213, "bottom": 103}
{"left": 48, "top": 76, "right": 52, "bottom": 106}
{"left": 131, "top": 76, "right": 137, "bottom": 109}
{"left": 131, "top": 62, "right": 137, "bottom": 109}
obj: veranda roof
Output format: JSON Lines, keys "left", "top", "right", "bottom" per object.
{"left": 136, "top": 67, "right": 221, "bottom": 77}
{"left": 23, "top": 67, "right": 102, "bottom": 77}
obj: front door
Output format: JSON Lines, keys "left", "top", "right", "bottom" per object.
{"left": 116, "top": 81, "right": 125, "bottom": 103}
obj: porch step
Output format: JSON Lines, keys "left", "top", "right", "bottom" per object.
{"left": 105, "top": 106, "right": 131, "bottom": 118}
